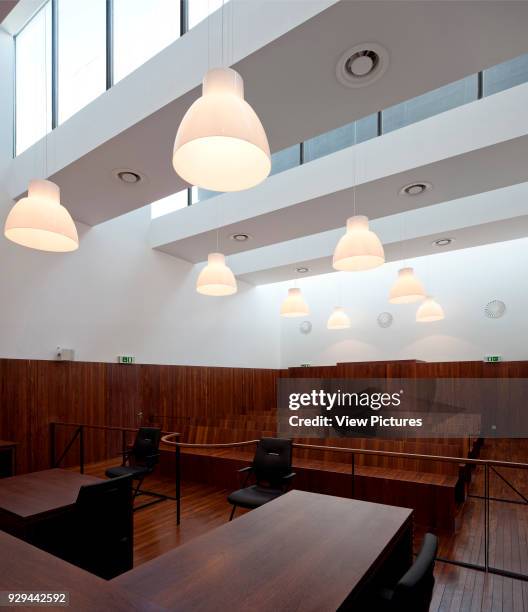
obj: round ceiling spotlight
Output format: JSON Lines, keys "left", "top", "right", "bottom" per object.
{"left": 336, "top": 43, "right": 389, "bottom": 88}
{"left": 399, "top": 181, "right": 432, "bottom": 197}
{"left": 433, "top": 238, "right": 454, "bottom": 247}
{"left": 484, "top": 300, "right": 506, "bottom": 319}
{"left": 114, "top": 169, "right": 143, "bottom": 184}
{"left": 296, "top": 267, "right": 310, "bottom": 274}
{"left": 230, "top": 233, "right": 251, "bottom": 242}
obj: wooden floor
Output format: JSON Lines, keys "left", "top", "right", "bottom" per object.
{"left": 82, "top": 439, "right": 528, "bottom": 611}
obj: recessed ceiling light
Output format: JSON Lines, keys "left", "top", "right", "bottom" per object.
{"left": 114, "top": 169, "right": 143, "bottom": 184}
{"left": 336, "top": 43, "right": 389, "bottom": 88}
{"left": 399, "top": 181, "right": 432, "bottom": 197}
{"left": 296, "top": 267, "right": 310, "bottom": 273}
{"left": 230, "top": 233, "right": 251, "bottom": 242}
{"left": 433, "top": 238, "right": 453, "bottom": 247}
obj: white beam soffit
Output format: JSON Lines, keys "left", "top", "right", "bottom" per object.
{"left": 7, "top": 0, "right": 528, "bottom": 225}
{"left": 150, "top": 83, "right": 528, "bottom": 261}
{"left": 227, "top": 182, "right": 528, "bottom": 285}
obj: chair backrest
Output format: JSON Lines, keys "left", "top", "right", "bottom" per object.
{"left": 74, "top": 474, "right": 134, "bottom": 579}
{"left": 253, "top": 437, "right": 292, "bottom": 487}
{"left": 391, "top": 533, "right": 438, "bottom": 612}
{"left": 131, "top": 427, "right": 162, "bottom": 469}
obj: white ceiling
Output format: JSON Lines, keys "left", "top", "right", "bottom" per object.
{"left": 11, "top": 0, "right": 528, "bottom": 226}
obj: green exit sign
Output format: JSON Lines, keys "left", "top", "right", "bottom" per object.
{"left": 484, "top": 355, "right": 502, "bottom": 363}
{"left": 117, "top": 355, "right": 136, "bottom": 364}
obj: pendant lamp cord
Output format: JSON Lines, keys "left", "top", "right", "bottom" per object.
{"left": 44, "top": 3, "right": 49, "bottom": 179}
{"left": 353, "top": 120, "right": 357, "bottom": 217}
{"left": 221, "top": 0, "right": 225, "bottom": 67}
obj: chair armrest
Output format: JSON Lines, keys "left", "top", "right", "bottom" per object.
{"left": 282, "top": 472, "right": 296, "bottom": 481}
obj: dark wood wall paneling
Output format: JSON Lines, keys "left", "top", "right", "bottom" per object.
{"left": 2, "top": 358, "right": 528, "bottom": 475}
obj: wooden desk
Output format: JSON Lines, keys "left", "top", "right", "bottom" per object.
{"left": 115, "top": 490, "right": 413, "bottom": 611}
{"left": 0, "top": 440, "right": 17, "bottom": 477}
{"left": 0, "top": 469, "right": 102, "bottom": 538}
{"left": 0, "top": 531, "right": 161, "bottom": 611}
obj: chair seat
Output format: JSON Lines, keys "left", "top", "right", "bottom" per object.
{"left": 105, "top": 465, "right": 149, "bottom": 479}
{"left": 227, "top": 485, "right": 284, "bottom": 509}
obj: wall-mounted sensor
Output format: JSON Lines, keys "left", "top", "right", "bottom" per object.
{"left": 56, "top": 347, "right": 75, "bottom": 361}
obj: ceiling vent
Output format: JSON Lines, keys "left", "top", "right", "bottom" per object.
{"left": 336, "top": 43, "right": 389, "bottom": 88}
{"left": 230, "top": 233, "right": 251, "bottom": 242}
{"left": 296, "top": 267, "right": 310, "bottom": 274}
{"left": 485, "top": 300, "right": 506, "bottom": 319}
{"left": 399, "top": 181, "right": 432, "bottom": 197}
{"left": 433, "top": 238, "right": 453, "bottom": 247}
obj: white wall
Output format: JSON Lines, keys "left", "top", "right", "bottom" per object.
{"left": 279, "top": 239, "right": 528, "bottom": 368}
{"left": 0, "top": 201, "right": 281, "bottom": 367}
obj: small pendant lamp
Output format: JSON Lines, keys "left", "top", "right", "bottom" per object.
{"left": 4, "top": 179, "right": 79, "bottom": 252}
{"left": 173, "top": 67, "right": 271, "bottom": 192}
{"left": 280, "top": 288, "right": 309, "bottom": 317}
{"left": 327, "top": 306, "right": 351, "bottom": 330}
{"left": 196, "top": 252, "right": 237, "bottom": 296}
{"left": 389, "top": 267, "right": 426, "bottom": 304}
{"left": 333, "top": 215, "right": 384, "bottom": 271}
{"left": 416, "top": 296, "right": 445, "bottom": 322}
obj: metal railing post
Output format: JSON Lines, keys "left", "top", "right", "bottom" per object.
{"left": 79, "top": 425, "right": 85, "bottom": 474}
{"left": 49, "top": 422, "right": 56, "bottom": 468}
{"left": 351, "top": 452, "right": 355, "bottom": 499}
{"left": 484, "top": 463, "right": 489, "bottom": 572}
{"left": 176, "top": 440, "right": 181, "bottom": 526}
{"left": 121, "top": 429, "right": 127, "bottom": 465}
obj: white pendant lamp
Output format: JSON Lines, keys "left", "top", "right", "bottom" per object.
{"left": 389, "top": 267, "right": 426, "bottom": 304}
{"left": 173, "top": 67, "right": 271, "bottom": 192}
{"left": 196, "top": 252, "right": 237, "bottom": 296}
{"left": 416, "top": 296, "right": 445, "bottom": 322}
{"left": 327, "top": 306, "right": 351, "bottom": 330}
{"left": 4, "top": 179, "right": 79, "bottom": 252}
{"left": 280, "top": 288, "right": 309, "bottom": 318}
{"left": 333, "top": 215, "right": 384, "bottom": 271}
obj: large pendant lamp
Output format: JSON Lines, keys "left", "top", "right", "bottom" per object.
{"left": 389, "top": 267, "right": 426, "bottom": 304}
{"left": 173, "top": 67, "right": 271, "bottom": 192}
{"left": 416, "top": 296, "right": 445, "bottom": 322}
{"left": 280, "top": 288, "right": 309, "bottom": 318}
{"left": 4, "top": 179, "right": 79, "bottom": 252}
{"left": 333, "top": 215, "right": 384, "bottom": 271}
{"left": 327, "top": 306, "right": 351, "bottom": 330}
{"left": 196, "top": 252, "right": 237, "bottom": 296}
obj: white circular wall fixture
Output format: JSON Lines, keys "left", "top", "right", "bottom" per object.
{"left": 113, "top": 169, "right": 145, "bottom": 184}
{"left": 299, "top": 321, "right": 312, "bottom": 335}
{"left": 377, "top": 312, "right": 393, "bottom": 328}
{"left": 336, "top": 43, "right": 389, "bottom": 88}
{"left": 399, "top": 181, "right": 433, "bottom": 197}
{"left": 485, "top": 300, "right": 506, "bottom": 319}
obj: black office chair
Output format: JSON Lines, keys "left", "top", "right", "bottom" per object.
{"left": 376, "top": 533, "right": 438, "bottom": 612}
{"left": 227, "top": 437, "right": 295, "bottom": 521}
{"left": 32, "top": 474, "right": 133, "bottom": 580}
{"left": 105, "top": 427, "right": 161, "bottom": 501}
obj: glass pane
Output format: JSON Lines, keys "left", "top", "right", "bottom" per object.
{"left": 303, "top": 114, "right": 378, "bottom": 163}
{"left": 483, "top": 53, "right": 528, "bottom": 96}
{"left": 151, "top": 190, "right": 189, "bottom": 218}
{"left": 188, "top": 0, "right": 224, "bottom": 30}
{"left": 270, "top": 144, "right": 300, "bottom": 176}
{"left": 58, "top": 0, "right": 106, "bottom": 124}
{"left": 381, "top": 75, "right": 478, "bottom": 134}
{"left": 113, "top": 0, "right": 180, "bottom": 83}
{"left": 15, "top": 2, "right": 52, "bottom": 156}
{"left": 191, "top": 186, "right": 220, "bottom": 204}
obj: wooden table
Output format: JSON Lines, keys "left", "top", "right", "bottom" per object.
{"left": 115, "top": 490, "right": 413, "bottom": 611}
{"left": 0, "top": 469, "right": 102, "bottom": 538}
{"left": 0, "top": 531, "right": 161, "bottom": 611}
{"left": 0, "top": 440, "right": 17, "bottom": 477}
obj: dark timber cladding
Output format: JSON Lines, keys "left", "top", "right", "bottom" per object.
{"left": 2, "top": 358, "right": 528, "bottom": 475}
